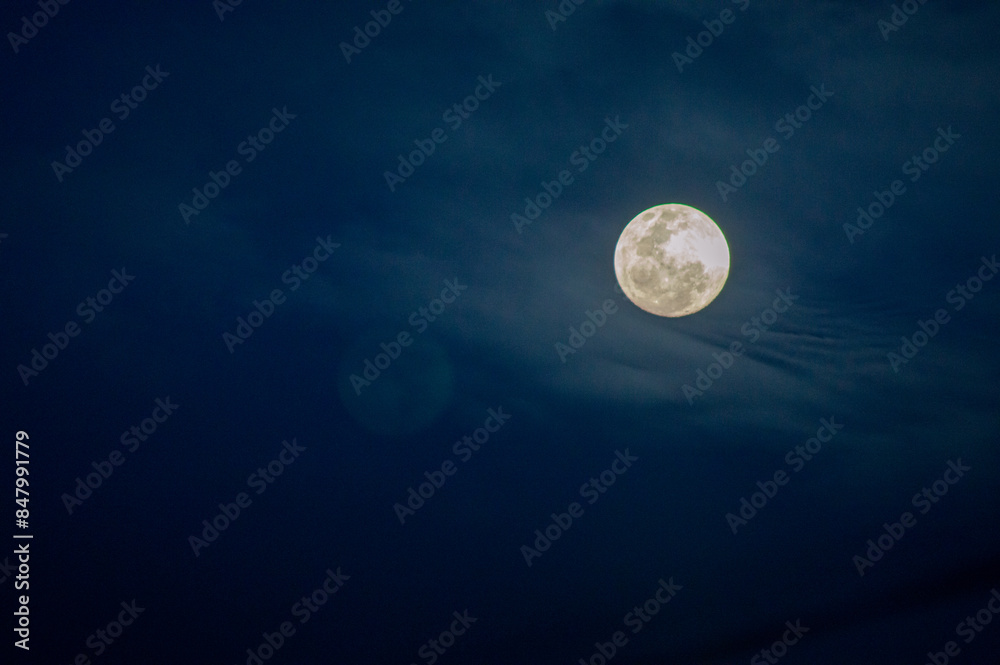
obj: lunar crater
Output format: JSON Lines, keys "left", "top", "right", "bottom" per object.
{"left": 614, "top": 204, "right": 730, "bottom": 317}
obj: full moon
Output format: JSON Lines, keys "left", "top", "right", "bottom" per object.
{"left": 614, "top": 204, "right": 730, "bottom": 317}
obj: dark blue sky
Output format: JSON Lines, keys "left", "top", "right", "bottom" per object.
{"left": 4, "top": 1, "right": 999, "bottom": 664}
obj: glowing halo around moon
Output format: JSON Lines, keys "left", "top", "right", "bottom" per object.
{"left": 614, "top": 204, "right": 730, "bottom": 317}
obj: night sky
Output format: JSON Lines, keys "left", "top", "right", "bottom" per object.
{"left": 4, "top": 1, "right": 1000, "bottom": 664}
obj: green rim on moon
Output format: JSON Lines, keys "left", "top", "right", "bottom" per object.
{"left": 614, "top": 203, "right": 730, "bottom": 317}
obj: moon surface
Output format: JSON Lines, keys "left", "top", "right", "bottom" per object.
{"left": 614, "top": 204, "right": 730, "bottom": 317}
